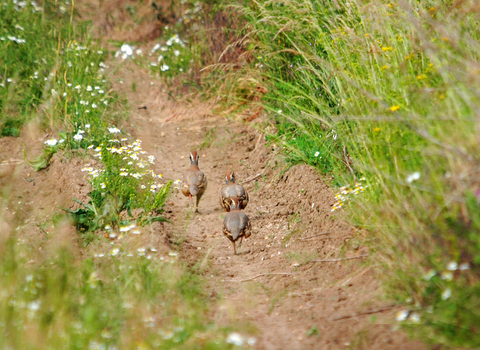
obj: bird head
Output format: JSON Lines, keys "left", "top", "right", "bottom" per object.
{"left": 225, "top": 170, "right": 235, "bottom": 184}
{"left": 229, "top": 197, "right": 241, "bottom": 210}
{"left": 189, "top": 151, "right": 199, "bottom": 165}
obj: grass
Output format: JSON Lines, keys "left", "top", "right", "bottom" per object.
{"left": 0, "top": 1, "right": 252, "bottom": 348}
{"left": 193, "top": 0, "right": 480, "bottom": 347}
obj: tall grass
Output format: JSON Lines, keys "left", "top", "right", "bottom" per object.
{"left": 207, "top": 0, "right": 480, "bottom": 346}
{"left": 0, "top": 1, "right": 250, "bottom": 348}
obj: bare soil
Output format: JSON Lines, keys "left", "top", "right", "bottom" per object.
{"left": 0, "top": 2, "right": 430, "bottom": 348}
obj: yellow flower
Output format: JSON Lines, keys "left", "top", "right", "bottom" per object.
{"left": 389, "top": 105, "right": 400, "bottom": 112}
{"left": 373, "top": 127, "right": 381, "bottom": 132}
{"left": 417, "top": 74, "right": 427, "bottom": 80}
{"left": 382, "top": 47, "right": 392, "bottom": 51}
{"left": 381, "top": 65, "right": 390, "bottom": 70}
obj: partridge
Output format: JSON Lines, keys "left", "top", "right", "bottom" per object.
{"left": 181, "top": 151, "right": 207, "bottom": 212}
{"left": 223, "top": 197, "right": 251, "bottom": 255}
{"left": 220, "top": 171, "right": 249, "bottom": 212}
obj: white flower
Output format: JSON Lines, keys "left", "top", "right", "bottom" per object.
{"left": 101, "top": 183, "right": 106, "bottom": 189}
{"left": 423, "top": 269, "right": 436, "bottom": 281}
{"left": 86, "top": 85, "right": 92, "bottom": 91}
{"left": 92, "top": 103, "right": 97, "bottom": 109}
{"left": 406, "top": 172, "right": 421, "bottom": 183}
{"left": 85, "top": 124, "right": 91, "bottom": 128}
{"left": 120, "top": 43, "right": 134, "bottom": 56}
{"left": 174, "top": 49, "right": 180, "bottom": 56}
{"left": 44, "top": 138, "right": 58, "bottom": 146}
{"left": 226, "top": 332, "right": 244, "bottom": 346}
{"left": 459, "top": 262, "right": 470, "bottom": 270}
{"left": 109, "top": 248, "right": 120, "bottom": 256}
{"left": 441, "top": 288, "right": 451, "bottom": 300}
{"left": 441, "top": 271, "right": 453, "bottom": 281}
{"left": 73, "top": 134, "right": 83, "bottom": 141}
{"left": 135, "top": 49, "right": 143, "bottom": 56}
{"left": 447, "top": 261, "right": 458, "bottom": 271}
{"left": 119, "top": 226, "right": 132, "bottom": 232}
{"left": 314, "top": 151, "right": 320, "bottom": 157}
{"left": 160, "top": 64, "right": 170, "bottom": 72}
{"left": 108, "top": 127, "right": 121, "bottom": 134}
{"left": 409, "top": 312, "right": 420, "bottom": 323}
{"left": 151, "top": 43, "right": 161, "bottom": 53}
{"left": 157, "top": 55, "right": 164, "bottom": 62}
{"left": 277, "top": 109, "right": 282, "bottom": 114}
{"left": 395, "top": 310, "right": 409, "bottom": 322}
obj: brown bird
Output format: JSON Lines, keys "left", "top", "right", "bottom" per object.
{"left": 181, "top": 151, "right": 207, "bottom": 212}
{"left": 223, "top": 197, "right": 251, "bottom": 255}
{"left": 220, "top": 171, "right": 249, "bottom": 212}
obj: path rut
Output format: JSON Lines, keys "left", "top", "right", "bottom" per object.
{"left": 110, "top": 59, "right": 426, "bottom": 350}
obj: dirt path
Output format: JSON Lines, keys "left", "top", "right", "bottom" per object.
{"left": 109, "top": 59, "right": 427, "bottom": 350}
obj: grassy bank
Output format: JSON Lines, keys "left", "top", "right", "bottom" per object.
{"left": 0, "top": 1, "right": 246, "bottom": 348}
{"left": 200, "top": 0, "right": 480, "bottom": 347}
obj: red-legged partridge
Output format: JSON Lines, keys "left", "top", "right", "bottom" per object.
{"left": 181, "top": 151, "right": 207, "bottom": 212}
{"left": 223, "top": 197, "right": 251, "bottom": 255}
{"left": 220, "top": 171, "right": 249, "bottom": 212}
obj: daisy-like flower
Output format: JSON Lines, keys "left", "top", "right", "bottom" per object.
{"left": 441, "top": 271, "right": 453, "bottom": 281}
{"left": 314, "top": 151, "right": 320, "bottom": 157}
{"left": 101, "top": 183, "right": 106, "bottom": 189}
{"left": 423, "top": 269, "right": 436, "bottom": 281}
{"left": 85, "top": 124, "right": 91, "bottom": 128}
{"left": 442, "top": 288, "right": 451, "bottom": 300}
{"left": 174, "top": 49, "right": 180, "bottom": 56}
{"left": 108, "top": 127, "right": 121, "bottom": 134}
{"left": 92, "top": 103, "right": 97, "bottom": 109}
{"left": 406, "top": 172, "right": 421, "bottom": 183}
{"left": 409, "top": 313, "right": 420, "bottom": 323}
{"left": 86, "top": 86, "right": 93, "bottom": 91}
{"left": 73, "top": 134, "right": 83, "bottom": 141}
{"left": 119, "top": 225, "right": 132, "bottom": 232}
{"left": 160, "top": 64, "right": 170, "bottom": 72}
{"left": 151, "top": 43, "right": 161, "bottom": 53}
{"left": 395, "top": 310, "right": 409, "bottom": 322}
{"left": 447, "top": 261, "right": 458, "bottom": 271}
{"left": 109, "top": 247, "right": 120, "bottom": 256}
{"left": 120, "top": 43, "right": 134, "bottom": 57}
{"left": 459, "top": 262, "right": 470, "bottom": 270}
{"left": 44, "top": 138, "right": 58, "bottom": 146}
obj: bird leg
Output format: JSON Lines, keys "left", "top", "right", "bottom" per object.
{"left": 238, "top": 236, "right": 244, "bottom": 252}
{"left": 189, "top": 194, "right": 193, "bottom": 209}
{"left": 232, "top": 241, "right": 237, "bottom": 255}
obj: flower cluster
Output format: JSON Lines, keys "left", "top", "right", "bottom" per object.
{"left": 331, "top": 177, "right": 367, "bottom": 211}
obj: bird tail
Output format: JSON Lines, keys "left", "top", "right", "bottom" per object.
{"left": 189, "top": 185, "right": 199, "bottom": 196}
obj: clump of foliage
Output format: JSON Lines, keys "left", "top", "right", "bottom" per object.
{"left": 201, "top": 0, "right": 480, "bottom": 347}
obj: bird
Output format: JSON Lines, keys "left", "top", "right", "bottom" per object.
{"left": 222, "top": 197, "right": 251, "bottom": 255}
{"left": 220, "top": 171, "right": 249, "bottom": 212}
{"left": 181, "top": 151, "right": 207, "bottom": 212}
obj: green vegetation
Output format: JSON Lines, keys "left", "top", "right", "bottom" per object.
{"left": 196, "top": 0, "right": 480, "bottom": 347}
{"left": 0, "top": 1, "right": 246, "bottom": 348}
{"left": 0, "top": 0, "right": 123, "bottom": 143}
{"left": 0, "top": 231, "right": 234, "bottom": 349}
